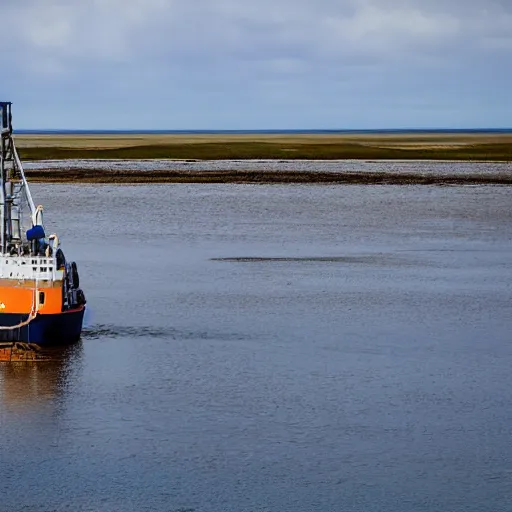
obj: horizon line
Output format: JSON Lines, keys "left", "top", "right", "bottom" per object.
{"left": 13, "top": 128, "right": 512, "bottom": 134}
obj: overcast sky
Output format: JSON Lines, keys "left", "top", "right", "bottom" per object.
{"left": 1, "top": 0, "right": 511, "bottom": 129}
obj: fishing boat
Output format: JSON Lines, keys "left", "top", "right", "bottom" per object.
{"left": 0, "top": 102, "right": 86, "bottom": 347}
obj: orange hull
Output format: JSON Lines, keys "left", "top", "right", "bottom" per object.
{"left": 0, "top": 281, "right": 63, "bottom": 315}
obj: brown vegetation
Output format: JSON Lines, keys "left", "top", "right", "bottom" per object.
{"left": 15, "top": 132, "right": 512, "bottom": 162}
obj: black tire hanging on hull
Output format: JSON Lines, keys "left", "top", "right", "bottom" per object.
{"left": 71, "top": 262, "right": 80, "bottom": 289}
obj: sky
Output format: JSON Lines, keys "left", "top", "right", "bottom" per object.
{"left": 1, "top": 0, "right": 511, "bottom": 130}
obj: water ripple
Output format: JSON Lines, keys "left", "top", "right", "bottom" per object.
{"left": 82, "top": 323, "right": 251, "bottom": 342}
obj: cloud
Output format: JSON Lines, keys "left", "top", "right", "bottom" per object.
{"left": 1, "top": 0, "right": 511, "bottom": 128}
{"left": 6, "top": 0, "right": 172, "bottom": 66}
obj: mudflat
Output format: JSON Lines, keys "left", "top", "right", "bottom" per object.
{"left": 22, "top": 168, "right": 512, "bottom": 185}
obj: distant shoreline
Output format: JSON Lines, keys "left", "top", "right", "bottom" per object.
{"left": 15, "top": 128, "right": 512, "bottom": 136}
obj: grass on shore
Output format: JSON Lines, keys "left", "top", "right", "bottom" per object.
{"left": 17, "top": 141, "right": 512, "bottom": 161}
{"left": 14, "top": 133, "right": 512, "bottom": 161}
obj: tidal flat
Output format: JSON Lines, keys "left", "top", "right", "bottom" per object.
{"left": 21, "top": 163, "right": 512, "bottom": 185}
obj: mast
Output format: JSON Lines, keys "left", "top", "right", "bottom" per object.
{"left": 0, "top": 102, "right": 12, "bottom": 255}
{"left": 0, "top": 102, "right": 37, "bottom": 256}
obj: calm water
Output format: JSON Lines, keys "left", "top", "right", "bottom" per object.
{"left": 1, "top": 183, "right": 511, "bottom": 512}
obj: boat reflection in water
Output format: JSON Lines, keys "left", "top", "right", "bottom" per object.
{"left": 0, "top": 342, "right": 82, "bottom": 409}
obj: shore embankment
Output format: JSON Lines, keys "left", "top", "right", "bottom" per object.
{"left": 15, "top": 132, "right": 512, "bottom": 184}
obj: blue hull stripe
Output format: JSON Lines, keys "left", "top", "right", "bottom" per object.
{"left": 0, "top": 308, "right": 85, "bottom": 346}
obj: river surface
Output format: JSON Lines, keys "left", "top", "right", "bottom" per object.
{"left": 1, "top": 183, "right": 511, "bottom": 512}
